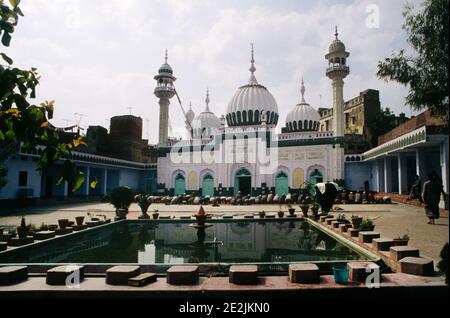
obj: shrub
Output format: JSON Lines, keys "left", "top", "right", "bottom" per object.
{"left": 107, "top": 187, "right": 134, "bottom": 210}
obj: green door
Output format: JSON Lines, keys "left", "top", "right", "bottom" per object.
{"left": 275, "top": 171, "right": 289, "bottom": 195}
{"left": 202, "top": 174, "right": 214, "bottom": 197}
{"left": 309, "top": 169, "right": 323, "bottom": 185}
{"left": 234, "top": 168, "right": 251, "bottom": 195}
{"left": 174, "top": 174, "right": 186, "bottom": 195}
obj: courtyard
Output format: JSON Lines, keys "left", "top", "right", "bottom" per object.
{"left": 0, "top": 201, "right": 448, "bottom": 262}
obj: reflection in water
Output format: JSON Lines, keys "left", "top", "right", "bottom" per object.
{"left": 0, "top": 220, "right": 365, "bottom": 264}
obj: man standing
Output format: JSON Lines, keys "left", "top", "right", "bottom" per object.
{"left": 422, "top": 174, "right": 442, "bottom": 224}
{"left": 407, "top": 175, "right": 423, "bottom": 202}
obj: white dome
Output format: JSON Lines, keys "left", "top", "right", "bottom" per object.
{"left": 192, "top": 89, "right": 220, "bottom": 138}
{"left": 226, "top": 46, "right": 279, "bottom": 127}
{"left": 285, "top": 79, "right": 320, "bottom": 132}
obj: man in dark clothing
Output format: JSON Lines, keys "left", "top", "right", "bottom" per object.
{"left": 422, "top": 174, "right": 443, "bottom": 224}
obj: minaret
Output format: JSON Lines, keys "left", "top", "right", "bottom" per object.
{"left": 325, "top": 27, "right": 349, "bottom": 137}
{"left": 325, "top": 27, "right": 349, "bottom": 181}
{"left": 185, "top": 102, "right": 195, "bottom": 139}
{"left": 154, "top": 49, "right": 176, "bottom": 146}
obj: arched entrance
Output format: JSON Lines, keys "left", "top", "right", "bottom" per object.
{"left": 202, "top": 174, "right": 214, "bottom": 197}
{"left": 309, "top": 169, "right": 323, "bottom": 185}
{"left": 275, "top": 171, "right": 289, "bottom": 195}
{"left": 174, "top": 173, "right": 186, "bottom": 195}
{"left": 234, "top": 168, "right": 251, "bottom": 195}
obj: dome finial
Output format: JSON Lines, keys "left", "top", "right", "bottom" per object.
{"left": 248, "top": 43, "right": 258, "bottom": 85}
{"left": 205, "top": 87, "right": 211, "bottom": 112}
{"left": 334, "top": 26, "right": 338, "bottom": 39}
{"left": 165, "top": 49, "right": 168, "bottom": 63}
{"left": 300, "top": 77, "right": 306, "bottom": 103}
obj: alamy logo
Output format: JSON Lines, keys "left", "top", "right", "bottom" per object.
{"left": 364, "top": 264, "right": 380, "bottom": 288}
{"left": 366, "top": 4, "right": 380, "bottom": 29}
{"left": 65, "top": 265, "right": 82, "bottom": 289}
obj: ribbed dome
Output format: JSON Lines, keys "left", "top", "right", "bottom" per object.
{"left": 192, "top": 89, "right": 220, "bottom": 138}
{"left": 329, "top": 39, "right": 346, "bottom": 54}
{"left": 285, "top": 79, "right": 320, "bottom": 132}
{"left": 158, "top": 63, "right": 173, "bottom": 75}
{"left": 226, "top": 45, "right": 279, "bottom": 127}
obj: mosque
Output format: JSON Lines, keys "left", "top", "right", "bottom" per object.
{"left": 155, "top": 30, "right": 350, "bottom": 197}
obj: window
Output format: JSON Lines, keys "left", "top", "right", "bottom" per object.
{"left": 18, "top": 171, "right": 28, "bottom": 187}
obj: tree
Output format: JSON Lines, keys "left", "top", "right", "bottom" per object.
{"left": 0, "top": 0, "right": 86, "bottom": 191}
{"left": 377, "top": 0, "right": 449, "bottom": 124}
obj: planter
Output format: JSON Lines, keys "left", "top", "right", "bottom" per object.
{"left": 351, "top": 217, "right": 363, "bottom": 229}
{"left": 259, "top": 211, "right": 266, "bottom": 218}
{"left": 58, "top": 219, "right": 69, "bottom": 229}
{"left": 332, "top": 266, "right": 349, "bottom": 285}
{"left": 116, "top": 209, "right": 128, "bottom": 220}
{"left": 393, "top": 239, "right": 409, "bottom": 246}
{"left": 311, "top": 208, "right": 319, "bottom": 217}
{"left": 152, "top": 213, "right": 159, "bottom": 220}
{"left": 277, "top": 211, "right": 284, "bottom": 218}
{"left": 359, "top": 226, "right": 375, "bottom": 232}
{"left": 288, "top": 208, "right": 296, "bottom": 215}
{"left": 48, "top": 225, "right": 58, "bottom": 231}
{"left": 300, "top": 205, "right": 309, "bottom": 217}
{"left": 75, "top": 216, "right": 85, "bottom": 226}
{"left": 16, "top": 227, "right": 28, "bottom": 239}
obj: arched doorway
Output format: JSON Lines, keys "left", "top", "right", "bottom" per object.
{"left": 174, "top": 173, "right": 186, "bottom": 195}
{"left": 309, "top": 169, "right": 323, "bottom": 185}
{"left": 234, "top": 168, "right": 251, "bottom": 195}
{"left": 202, "top": 174, "right": 214, "bottom": 197}
{"left": 275, "top": 171, "right": 289, "bottom": 195}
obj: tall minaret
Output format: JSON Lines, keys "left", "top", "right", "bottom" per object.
{"left": 325, "top": 27, "right": 349, "bottom": 137}
{"left": 154, "top": 50, "right": 176, "bottom": 146}
{"left": 185, "top": 102, "right": 195, "bottom": 139}
{"left": 325, "top": 27, "right": 349, "bottom": 181}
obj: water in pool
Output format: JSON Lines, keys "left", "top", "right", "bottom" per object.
{"left": 0, "top": 220, "right": 365, "bottom": 264}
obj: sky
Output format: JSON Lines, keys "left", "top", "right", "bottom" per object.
{"left": 5, "top": 0, "right": 423, "bottom": 144}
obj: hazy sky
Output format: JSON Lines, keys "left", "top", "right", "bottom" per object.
{"left": 5, "top": 0, "right": 422, "bottom": 144}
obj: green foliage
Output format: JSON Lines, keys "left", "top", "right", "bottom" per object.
{"left": 395, "top": 234, "right": 410, "bottom": 241}
{"left": 0, "top": 0, "right": 86, "bottom": 191}
{"left": 107, "top": 187, "right": 134, "bottom": 210}
{"left": 358, "top": 218, "right": 374, "bottom": 230}
{"left": 336, "top": 213, "right": 346, "bottom": 221}
{"left": 135, "top": 194, "right": 152, "bottom": 213}
{"left": 370, "top": 107, "right": 407, "bottom": 145}
{"left": 39, "top": 222, "right": 48, "bottom": 231}
{"left": 377, "top": 0, "right": 449, "bottom": 124}
{"left": 438, "top": 242, "right": 449, "bottom": 284}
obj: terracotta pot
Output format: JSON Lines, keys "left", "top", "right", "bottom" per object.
{"left": 152, "top": 213, "right": 159, "bottom": 220}
{"left": 75, "top": 216, "right": 85, "bottom": 226}
{"left": 48, "top": 225, "right": 58, "bottom": 231}
{"left": 16, "top": 226, "right": 28, "bottom": 238}
{"left": 277, "top": 211, "right": 284, "bottom": 218}
{"left": 259, "top": 211, "right": 266, "bottom": 218}
{"left": 116, "top": 209, "right": 128, "bottom": 220}
{"left": 58, "top": 219, "right": 69, "bottom": 229}
{"left": 288, "top": 208, "right": 296, "bottom": 215}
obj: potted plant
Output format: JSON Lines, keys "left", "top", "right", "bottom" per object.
{"left": 152, "top": 209, "right": 159, "bottom": 220}
{"left": 39, "top": 223, "right": 49, "bottom": 231}
{"left": 107, "top": 186, "right": 134, "bottom": 219}
{"left": 277, "top": 210, "right": 285, "bottom": 218}
{"left": 287, "top": 204, "right": 296, "bottom": 216}
{"left": 351, "top": 215, "right": 363, "bottom": 229}
{"left": 58, "top": 219, "right": 69, "bottom": 229}
{"left": 259, "top": 211, "right": 266, "bottom": 218}
{"left": 75, "top": 216, "right": 85, "bottom": 226}
{"left": 393, "top": 234, "right": 410, "bottom": 246}
{"left": 135, "top": 194, "right": 152, "bottom": 219}
{"left": 310, "top": 202, "right": 320, "bottom": 216}
{"left": 16, "top": 216, "right": 28, "bottom": 238}
{"left": 358, "top": 218, "right": 375, "bottom": 231}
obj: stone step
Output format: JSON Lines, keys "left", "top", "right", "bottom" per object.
{"left": 398, "top": 257, "right": 434, "bottom": 276}
{"left": 339, "top": 224, "right": 352, "bottom": 233}
{"left": 326, "top": 218, "right": 337, "bottom": 225}
{"left": 106, "top": 266, "right": 141, "bottom": 285}
{"left": 72, "top": 225, "right": 88, "bottom": 231}
{"left": 331, "top": 221, "right": 345, "bottom": 229}
{"left": 390, "top": 246, "right": 420, "bottom": 261}
{"left": 372, "top": 238, "right": 396, "bottom": 251}
{"left": 0, "top": 266, "right": 28, "bottom": 285}
{"left": 348, "top": 262, "right": 380, "bottom": 282}
{"left": 359, "top": 231, "right": 381, "bottom": 243}
{"left": 288, "top": 264, "right": 320, "bottom": 284}
{"left": 320, "top": 215, "right": 334, "bottom": 222}
{"left": 8, "top": 236, "right": 34, "bottom": 247}
{"left": 46, "top": 265, "right": 85, "bottom": 285}
{"left": 34, "top": 231, "right": 56, "bottom": 240}
{"left": 128, "top": 273, "right": 157, "bottom": 287}
{"left": 55, "top": 227, "right": 73, "bottom": 235}
{"left": 229, "top": 265, "right": 258, "bottom": 285}
{"left": 167, "top": 266, "right": 199, "bottom": 285}
{"left": 348, "top": 228, "right": 360, "bottom": 237}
